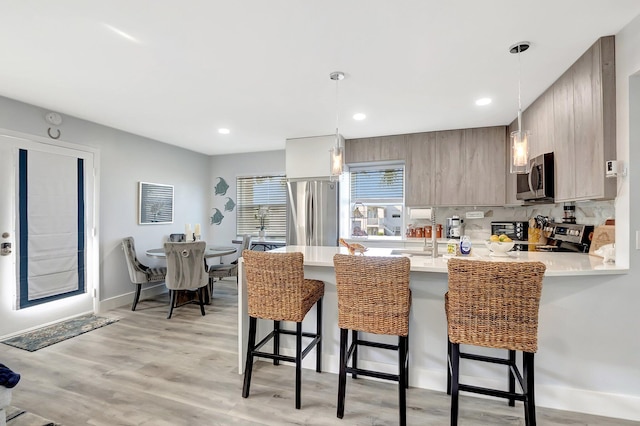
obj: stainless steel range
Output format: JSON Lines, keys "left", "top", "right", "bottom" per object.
{"left": 543, "top": 223, "right": 594, "bottom": 253}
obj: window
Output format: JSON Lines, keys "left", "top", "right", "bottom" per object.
{"left": 236, "top": 175, "right": 287, "bottom": 237}
{"left": 349, "top": 165, "right": 404, "bottom": 237}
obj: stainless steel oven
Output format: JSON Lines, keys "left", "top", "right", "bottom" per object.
{"left": 516, "top": 152, "right": 555, "bottom": 203}
{"left": 491, "top": 221, "right": 529, "bottom": 251}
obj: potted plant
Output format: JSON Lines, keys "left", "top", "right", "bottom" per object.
{"left": 256, "top": 206, "right": 269, "bottom": 239}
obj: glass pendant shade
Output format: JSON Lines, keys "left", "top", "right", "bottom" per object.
{"left": 510, "top": 128, "right": 530, "bottom": 174}
{"left": 330, "top": 145, "right": 344, "bottom": 180}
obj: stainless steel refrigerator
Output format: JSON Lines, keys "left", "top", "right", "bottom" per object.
{"left": 286, "top": 180, "right": 339, "bottom": 246}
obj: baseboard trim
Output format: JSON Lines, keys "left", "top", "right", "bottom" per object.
{"left": 98, "top": 283, "right": 167, "bottom": 313}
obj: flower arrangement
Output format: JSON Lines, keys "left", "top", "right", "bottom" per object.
{"left": 256, "top": 206, "right": 269, "bottom": 231}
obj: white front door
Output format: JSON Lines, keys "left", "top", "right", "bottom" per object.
{"left": 0, "top": 133, "right": 97, "bottom": 338}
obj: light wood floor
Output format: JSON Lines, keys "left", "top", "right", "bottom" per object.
{"left": 1, "top": 279, "right": 637, "bottom": 426}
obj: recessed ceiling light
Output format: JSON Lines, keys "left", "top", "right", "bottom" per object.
{"left": 218, "top": 128, "right": 230, "bottom": 134}
{"left": 353, "top": 113, "right": 366, "bottom": 121}
{"left": 475, "top": 98, "right": 492, "bottom": 106}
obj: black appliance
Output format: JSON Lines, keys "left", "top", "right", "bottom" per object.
{"left": 491, "top": 221, "right": 529, "bottom": 251}
{"left": 516, "top": 152, "right": 555, "bottom": 203}
{"left": 541, "top": 223, "right": 594, "bottom": 253}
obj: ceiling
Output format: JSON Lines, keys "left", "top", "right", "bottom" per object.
{"left": 1, "top": 1, "right": 640, "bottom": 156}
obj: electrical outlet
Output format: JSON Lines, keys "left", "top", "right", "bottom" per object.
{"left": 466, "top": 211, "right": 484, "bottom": 219}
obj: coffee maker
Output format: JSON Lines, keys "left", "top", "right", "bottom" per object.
{"left": 445, "top": 215, "right": 464, "bottom": 239}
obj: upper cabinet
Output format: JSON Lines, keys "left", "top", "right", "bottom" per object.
{"left": 346, "top": 126, "right": 506, "bottom": 207}
{"left": 345, "top": 134, "right": 406, "bottom": 164}
{"left": 463, "top": 126, "right": 506, "bottom": 206}
{"left": 405, "top": 132, "right": 436, "bottom": 207}
{"left": 509, "top": 35, "right": 616, "bottom": 203}
{"left": 286, "top": 135, "right": 344, "bottom": 179}
{"left": 553, "top": 36, "right": 616, "bottom": 202}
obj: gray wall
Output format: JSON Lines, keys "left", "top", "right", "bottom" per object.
{"left": 208, "top": 150, "right": 285, "bottom": 253}
{"left": 0, "top": 95, "right": 211, "bottom": 304}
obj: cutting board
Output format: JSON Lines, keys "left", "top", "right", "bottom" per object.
{"left": 589, "top": 225, "right": 615, "bottom": 256}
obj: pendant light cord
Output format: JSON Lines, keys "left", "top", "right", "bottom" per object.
{"left": 335, "top": 75, "right": 340, "bottom": 144}
{"left": 517, "top": 45, "right": 522, "bottom": 132}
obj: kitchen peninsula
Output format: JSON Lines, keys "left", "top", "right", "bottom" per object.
{"left": 237, "top": 246, "right": 627, "bottom": 415}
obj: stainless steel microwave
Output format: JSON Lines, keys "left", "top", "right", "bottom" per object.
{"left": 516, "top": 152, "right": 554, "bottom": 202}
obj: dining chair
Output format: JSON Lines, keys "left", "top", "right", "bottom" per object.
{"left": 242, "top": 250, "right": 324, "bottom": 409}
{"left": 445, "top": 258, "right": 546, "bottom": 426}
{"left": 333, "top": 254, "right": 411, "bottom": 426}
{"left": 207, "top": 234, "right": 251, "bottom": 290}
{"left": 121, "top": 236, "right": 167, "bottom": 311}
{"left": 169, "top": 233, "right": 185, "bottom": 242}
{"left": 164, "top": 241, "right": 208, "bottom": 319}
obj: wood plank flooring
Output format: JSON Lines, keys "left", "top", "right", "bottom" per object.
{"left": 1, "top": 279, "right": 637, "bottom": 425}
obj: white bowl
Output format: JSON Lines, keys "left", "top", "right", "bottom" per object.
{"left": 485, "top": 240, "right": 515, "bottom": 256}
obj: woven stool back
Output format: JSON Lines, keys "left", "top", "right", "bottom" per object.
{"left": 446, "top": 258, "right": 546, "bottom": 353}
{"left": 333, "top": 254, "right": 411, "bottom": 336}
{"left": 243, "top": 250, "right": 319, "bottom": 322}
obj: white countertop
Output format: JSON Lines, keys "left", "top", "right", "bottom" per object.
{"left": 269, "top": 245, "right": 627, "bottom": 276}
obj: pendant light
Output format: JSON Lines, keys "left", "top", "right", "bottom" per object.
{"left": 509, "top": 41, "right": 531, "bottom": 174}
{"left": 329, "top": 71, "right": 345, "bottom": 181}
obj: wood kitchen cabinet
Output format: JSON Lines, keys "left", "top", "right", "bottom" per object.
{"left": 553, "top": 67, "right": 575, "bottom": 201}
{"left": 463, "top": 126, "right": 507, "bottom": 206}
{"left": 434, "top": 126, "right": 506, "bottom": 206}
{"left": 434, "top": 130, "right": 466, "bottom": 206}
{"left": 345, "top": 134, "right": 406, "bottom": 164}
{"left": 554, "top": 35, "right": 616, "bottom": 202}
{"left": 405, "top": 131, "right": 436, "bottom": 206}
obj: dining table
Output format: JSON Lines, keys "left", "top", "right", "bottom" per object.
{"left": 145, "top": 245, "right": 237, "bottom": 259}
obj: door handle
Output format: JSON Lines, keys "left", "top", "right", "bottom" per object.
{"left": 1, "top": 242, "right": 11, "bottom": 256}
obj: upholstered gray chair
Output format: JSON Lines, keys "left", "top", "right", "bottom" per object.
{"left": 207, "top": 234, "right": 251, "bottom": 291}
{"left": 169, "top": 233, "right": 185, "bottom": 242}
{"left": 164, "top": 241, "right": 208, "bottom": 319}
{"left": 121, "top": 236, "right": 167, "bottom": 311}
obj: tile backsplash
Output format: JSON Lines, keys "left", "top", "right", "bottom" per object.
{"left": 408, "top": 200, "right": 614, "bottom": 241}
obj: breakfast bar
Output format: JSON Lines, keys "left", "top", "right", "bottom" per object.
{"left": 237, "top": 245, "right": 627, "bottom": 412}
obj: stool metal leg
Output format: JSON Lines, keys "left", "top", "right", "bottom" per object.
{"left": 508, "top": 349, "right": 516, "bottom": 406}
{"left": 446, "top": 337, "right": 452, "bottom": 395}
{"left": 351, "top": 329, "right": 358, "bottom": 379}
{"left": 399, "top": 335, "right": 408, "bottom": 426}
{"left": 337, "top": 328, "right": 348, "bottom": 419}
{"left": 405, "top": 332, "right": 410, "bottom": 389}
{"left": 316, "top": 297, "right": 323, "bottom": 373}
{"left": 450, "top": 342, "right": 460, "bottom": 426}
{"left": 295, "top": 321, "right": 303, "bottom": 409}
{"left": 273, "top": 320, "right": 280, "bottom": 365}
{"left": 242, "top": 317, "right": 257, "bottom": 398}
{"left": 524, "top": 352, "right": 536, "bottom": 426}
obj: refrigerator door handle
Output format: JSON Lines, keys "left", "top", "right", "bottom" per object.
{"left": 305, "top": 185, "right": 313, "bottom": 246}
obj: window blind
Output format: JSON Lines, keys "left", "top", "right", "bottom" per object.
{"left": 236, "top": 175, "right": 287, "bottom": 237}
{"left": 350, "top": 167, "right": 404, "bottom": 202}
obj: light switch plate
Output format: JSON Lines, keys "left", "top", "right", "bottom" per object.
{"left": 466, "top": 211, "right": 485, "bottom": 219}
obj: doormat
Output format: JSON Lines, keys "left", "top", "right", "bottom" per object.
{"left": 6, "top": 405, "right": 62, "bottom": 425}
{"left": 1, "top": 314, "right": 119, "bottom": 352}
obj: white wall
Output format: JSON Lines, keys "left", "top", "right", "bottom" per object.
{"left": 208, "top": 151, "right": 285, "bottom": 254}
{"left": 0, "top": 95, "right": 211, "bottom": 310}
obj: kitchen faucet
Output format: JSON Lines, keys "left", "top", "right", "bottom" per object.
{"left": 422, "top": 208, "right": 438, "bottom": 257}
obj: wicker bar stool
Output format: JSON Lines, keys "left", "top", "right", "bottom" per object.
{"left": 445, "top": 258, "right": 546, "bottom": 426}
{"left": 333, "top": 254, "right": 411, "bottom": 426}
{"left": 242, "top": 250, "right": 324, "bottom": 409}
